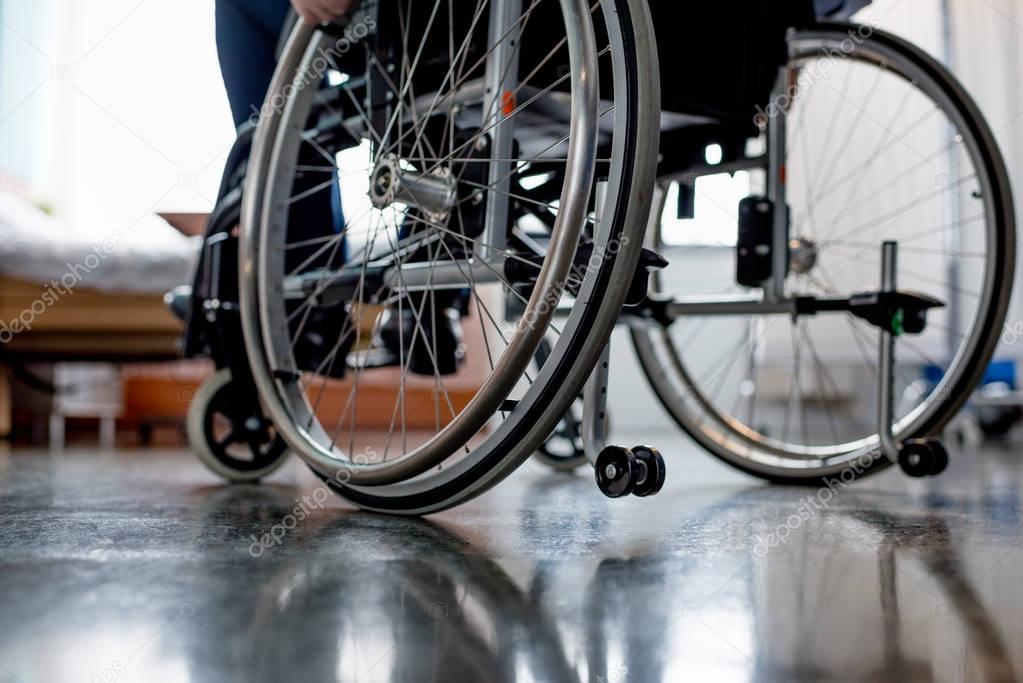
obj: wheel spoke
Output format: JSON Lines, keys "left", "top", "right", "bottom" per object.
{"left": 243, "top": 0, "right": 649, "bottom": 489}
{"left": 641, "top": 29, "right": 1004, "bottom": 465}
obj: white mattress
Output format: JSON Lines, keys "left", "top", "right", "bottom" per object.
{"left": 0, "top": 190, "right": 200, "bottom": 294}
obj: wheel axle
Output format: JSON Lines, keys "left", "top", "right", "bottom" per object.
{"left": 369, "top": 153, "right": 457, "bottom": 221}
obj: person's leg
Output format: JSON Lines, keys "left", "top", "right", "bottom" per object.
{"left": 215, "top": 0, "right": 291, "bottom": 130}
{"left": 215, "top": 0, "right": 349, "bottom": 377}
{"left": 215, "top": 1, "right": 462, "bottom": 375}
{"left": 215, "top": 0, "right": 344, "bottom": 272}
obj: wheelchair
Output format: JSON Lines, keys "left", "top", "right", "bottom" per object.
{"left": 182, "top": 0, "right": 1015, "bottom": 514}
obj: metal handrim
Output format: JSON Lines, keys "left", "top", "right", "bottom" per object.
{"left": 241, "top": 1, "right": 626, "bottom": 491}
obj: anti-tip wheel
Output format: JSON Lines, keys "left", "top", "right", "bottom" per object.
{"left": 898, "top": 439, "right": 940, "bottom": 478}
{"left": 631, "top": 445, "right": 666, "bottom": 497}
{"left": 187, "top": 369, "right": 290, "bottom": 483}
{"left": 926, "top": 440, "right": 949, "bottom": 476}
{"left": 595, "top": 446, "right": 638, "bottom": 499}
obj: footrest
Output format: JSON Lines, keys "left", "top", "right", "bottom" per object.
{"left": 796, "top": 290, "right": 945, "bottom": 336}
{"left": 626, "top": 249, "right": 670, "bottom": 307}
{"left": 504, "top": 245, "right": 668, "bottom": 305}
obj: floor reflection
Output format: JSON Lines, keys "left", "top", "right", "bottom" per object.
{"left": 0, "top": 448, "right": 1020, "bottom": 682}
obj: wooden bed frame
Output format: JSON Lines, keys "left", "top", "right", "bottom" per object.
{"left": 0, "top": 213, "right": 492, "bottom": 440}
{"left": 0, "top": 276, "right": 183, "bottom": 437}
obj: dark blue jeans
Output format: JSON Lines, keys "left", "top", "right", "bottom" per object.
{"left": 215, "top": 1, "right": 462, "bottom": 314}
{"left": 215, "top": 0, "right": 345, "bottom": 270}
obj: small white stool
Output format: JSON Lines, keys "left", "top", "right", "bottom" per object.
{"left": 49, "top": 363, "right": 123, "bottom": 450}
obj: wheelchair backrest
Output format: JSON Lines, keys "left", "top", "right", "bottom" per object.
{"left": 815, "top": 0, "right": 873, "bottom": 21}
{"left": 653, "top": 0, "right": 817, "bottom": 126}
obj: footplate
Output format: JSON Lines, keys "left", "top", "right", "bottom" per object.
{"left": 504, "top": 244, "right": 668, "bottom": 303}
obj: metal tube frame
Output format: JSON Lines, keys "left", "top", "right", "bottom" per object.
{"left": 582, "top": 343, "right": 611, "bottom": 466}
{"left": 765, "top": 66, "right": 790, "bottom": 303}
{"left": 877, "top": 241, "right": 901, "bottom": 463}
{"left": 479, "top": 0, "right": 523, "bottom": 260}
{"left": 292, "top": 35, "right": 818, "bottom": 311}
{"left": 582, "top": 181, "right": 611, "bottom": 466}
{"left": 296, "top": 50, "right": 799, "bottom": 305}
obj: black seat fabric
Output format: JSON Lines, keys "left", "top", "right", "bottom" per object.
{"left": 652, "top": 1, "right": 816, "bottom": 124}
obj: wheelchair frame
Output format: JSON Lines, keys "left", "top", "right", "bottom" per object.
{"left": 184, "top": 0, "right": 1014, "bottom": 504}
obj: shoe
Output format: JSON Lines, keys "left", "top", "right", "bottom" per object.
{"left": 350, "top": 303, "right": 465, "bottom": 376}
{"left": 291, "top": 305, "right": 354, "bottom": 378}
{"left": 164, "top": 285, "right": 192, "bottom": 322}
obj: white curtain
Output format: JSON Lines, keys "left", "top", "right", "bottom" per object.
{"left": 0, "top": 0, "right": 236, "bottom": 228}
{"left": 947, "top": 0, "right": 1023, "bottom": 360}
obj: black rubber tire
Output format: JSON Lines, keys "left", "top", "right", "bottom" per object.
{"left": 927, "top": 440, "right": 950, "bottom": 476}
{"left": 631, "top": 445, "right": 666, "bottom": 497}
{"left": 899, "top": 440, "right": 936, "bottom": 478}
{"left": 595, "top": 446, "right": 639, "bottom": 498}
{"left": 188, "top": 369, "right": 290, "bottom": 483}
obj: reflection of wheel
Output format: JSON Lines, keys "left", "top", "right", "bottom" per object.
{"left": 632, "top": 24, "right": 1015, "bottom": 484}
{"left": 239, "top": 516, "right": 577, "bottom": 683}
{"left": 187, "top": 369, "right": 290, "bottom": 482}
{"left": 240, "top": 0, "right": 660, "bottom": 514}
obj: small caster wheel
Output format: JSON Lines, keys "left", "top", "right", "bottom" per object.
{"left": 926, "top": 440, "right": 949, "bottom": 475}
{"left": 535, "top": 402, "right": 590, "bottom": 473}
{"left": 898, "top": 439, "right": 936, "bottom": 478}
{"left": 187, "top": 369, "right": 290, "bottom": 483}
{"left": 595, "top": 446, "right": 638, "bottom": 498}
{"left": 533, "top": 336, "right": 590, "bottom": 472}
{"left": 631, "top": 445, "right": 666, "bottom": 497}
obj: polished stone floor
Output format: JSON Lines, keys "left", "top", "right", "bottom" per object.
{"left": 1, "top": 439, "right": 1021, "bottom": 683}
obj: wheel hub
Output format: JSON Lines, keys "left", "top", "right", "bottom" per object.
{"left": 788, "top": 236, "right": 819, "bottom": 275}
{"left": 369, "top": 154, "right": 457, "bottom": 221}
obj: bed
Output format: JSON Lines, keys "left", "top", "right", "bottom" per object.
{"left": 0, "top": 189, "right": 200, "bottom": 437}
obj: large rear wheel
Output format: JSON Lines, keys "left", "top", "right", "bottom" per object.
{"left": 633, "top": 24, "right": 1015, "bottom": 483}
{"left": 241, "top": 0, "right": 660, "bottom": 513}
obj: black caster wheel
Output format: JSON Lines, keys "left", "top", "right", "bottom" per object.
{"left": 535, "top": 403, "right": 589, "bottom": 473}
{"left": 631, "top": 445, "right": 666, "bottom": 497}
{"left": 927, "top": 440, "right": 949, "bottom": 475}
{"left": 532, "top": 336, "right": 590, "bottom": 472}
{"left": 898, "top": 439, "right": 944, "bottom": 478}
{"left": 595, "top": 446, "right": 638, "bottom": 498}
{"left": 187, "top": 369, "right": 290, "bottom": 482}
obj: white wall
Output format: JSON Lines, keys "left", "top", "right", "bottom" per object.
{"left": 947, "top": 0, "right": 1023, "bottom": 352}
{"left": 0, "top": 0, "right": 236, "bottom": 227}
{"left": 0, "top": 0, "right": 61, "bottom": 191}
